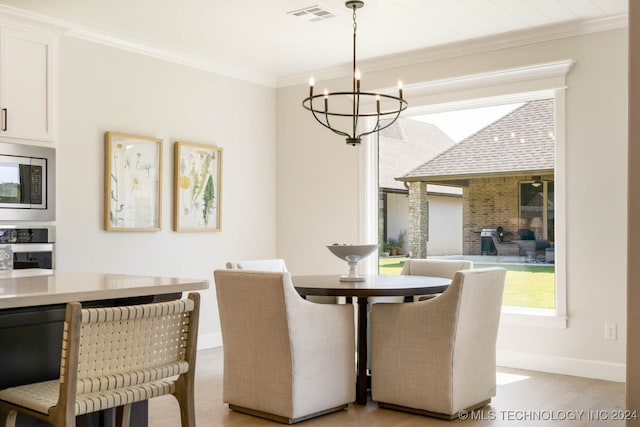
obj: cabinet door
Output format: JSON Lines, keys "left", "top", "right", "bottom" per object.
{"left": 0, "top": 28, "right": 54, "bottom": 141}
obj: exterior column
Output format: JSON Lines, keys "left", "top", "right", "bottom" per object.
{"left": 407, "top": 181, "right": 428, "bottom": 258}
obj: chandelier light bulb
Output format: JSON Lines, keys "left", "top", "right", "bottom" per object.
{"left": 324, "top": 89, "right": 329, "bottom": 112}
{"left": 309, "top": 77, "right": 315, "bottom": 97}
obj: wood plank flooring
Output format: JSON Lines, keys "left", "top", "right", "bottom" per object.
{"left": 149, "top": 347, "right": 625, "bottom": 426}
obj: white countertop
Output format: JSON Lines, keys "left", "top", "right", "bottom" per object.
{"left": 0, "top": 269, "right": 209, "bottom": 309}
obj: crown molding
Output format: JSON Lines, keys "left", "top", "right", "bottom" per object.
{"left": 66, "top": 27, "right": 276, "bottom": 87}
{"left": 0, "top": 4, "right": 276, "bottom": 88}
{"left": 277, "top": 13, "right": 627, "bottom": 88}
{"left": 0, "top": 5, "right": 67, "bottom": 35}
{"left": 0, "top": 4, "right": 625, "bottom": 90}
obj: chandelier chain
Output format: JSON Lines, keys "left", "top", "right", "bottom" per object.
{"left": 353, "top": 6, "right": 357, "bottom": 33}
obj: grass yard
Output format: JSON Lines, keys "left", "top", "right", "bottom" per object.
{"left": 379, "top": 257, "right": 555, "bottom": 309}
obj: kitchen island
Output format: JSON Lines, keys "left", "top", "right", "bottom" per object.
{"left": 0, "top": 269, "right": 209, "bottom": 427}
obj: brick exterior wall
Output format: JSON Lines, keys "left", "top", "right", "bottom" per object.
{"left": 463, "top": 174, "right": 553, "bottom": 255}
{"left": 405, "top": 174, "right": 553, "bottom": 257}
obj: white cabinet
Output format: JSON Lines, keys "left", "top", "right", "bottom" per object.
{"left": 0, "top": 27, "right": 54, "bottom": 142}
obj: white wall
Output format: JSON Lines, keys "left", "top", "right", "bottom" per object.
{"left": 427, "top": 195, "right": 463, "bottom": 256}
{"left": 277, "top": 28, "right": 628, "bottom": 380}
{"left": 386, "top": 193, "right": 463, "bottom": 256}
{"left": 386, "top": 192, "right": 408, "bottom": 248}
{"left": 55, "top": 36, "right": 277, "bottom": 347}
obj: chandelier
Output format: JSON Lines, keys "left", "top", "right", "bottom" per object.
{"left": 302, "top": 0, "right": 408, "bottom": 146}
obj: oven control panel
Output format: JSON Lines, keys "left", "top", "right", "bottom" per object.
{"left": 0, "top": 227, "right": 54, "bottom": 269}
{"left": 0, "top": 228, "right": 50, "bottom": 244}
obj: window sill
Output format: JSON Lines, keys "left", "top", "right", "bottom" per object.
{"left": 501, "top": 306, "right": 567, "bottom": 329}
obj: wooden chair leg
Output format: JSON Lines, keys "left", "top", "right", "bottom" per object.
{"left": 174, "top": 376, "right": 196, "bottom": 427}
{"left": 115, "top": 404, "right": 131, "bottom": 427}
{"left": 0, "top": 406, "right": 18, "bottom": 427}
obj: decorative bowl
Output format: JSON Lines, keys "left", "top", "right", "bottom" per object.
{"left": 327, "top": 244, "right": 378, "bottom": 282}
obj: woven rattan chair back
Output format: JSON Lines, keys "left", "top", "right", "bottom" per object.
{"left": 0, "top": 293, "right": 200, "bottom": 427}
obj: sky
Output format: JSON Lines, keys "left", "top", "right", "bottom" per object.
{"left": 410, "top": 103, "right": 523, "bottom": 142}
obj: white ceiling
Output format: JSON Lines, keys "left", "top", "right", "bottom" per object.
{"left": 0, "top": 0, "right": 628, "bottom": 87}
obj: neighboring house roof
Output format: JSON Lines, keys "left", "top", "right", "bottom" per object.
{"left": 400, "top": 99, "right": 555, "bottom": 182}
{"left": 379, "top": 118, "right": 456, "bottom": 191}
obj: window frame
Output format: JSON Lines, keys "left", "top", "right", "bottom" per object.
{"left": 360, "top": 60, "right": 573, "bottom": 328}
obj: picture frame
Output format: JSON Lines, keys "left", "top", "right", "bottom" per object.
{"left": 173, "top": 141, "right": 223, "bottom": 232}
{"left": 104, "top": 132, "right": 163, "bottom": 231}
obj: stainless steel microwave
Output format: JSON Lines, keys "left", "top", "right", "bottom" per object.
{"left": 0, "top": 142, "right": 55, "bottom": 221}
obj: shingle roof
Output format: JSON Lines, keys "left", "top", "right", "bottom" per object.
{"left": 379, "top": 118, "right": 456, "bottom": 191}
{"left": 401, "top": 99, "right": 555, "bottom": 181}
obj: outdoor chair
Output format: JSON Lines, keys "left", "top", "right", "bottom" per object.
{"left": 371, "top": 268, "right": 506, "bottom": 419}
{"left": 491, "top": 235, "right": 520, "bottom": 259}
{"left": 511, "top": 229, "right": 551, "bottom": 260}
{"left": 0, "top": 294, "right": 200, "bottom": 427}
{"left": 214, "top": 270, "right": 355, "bottom": 424}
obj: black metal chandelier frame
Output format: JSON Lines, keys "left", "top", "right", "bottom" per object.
{"left": 302, "top": 0, "right": 408, "bottom": 146}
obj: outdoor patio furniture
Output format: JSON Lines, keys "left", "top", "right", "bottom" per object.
{"left": 491, "top": 235, "right": 520, "bottom": 258}
{"left": 511, "top": 230, "right": 551, "bottom": 258}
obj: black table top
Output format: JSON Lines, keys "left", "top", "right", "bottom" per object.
{"left": 292, "top": 274, "right": 450, "bottom": 297}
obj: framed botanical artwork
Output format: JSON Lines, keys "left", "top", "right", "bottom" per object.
{"left": 173, "top": 141, "right": 223, "bottom": 232}
{"left": 104, "top": 132, "right": 163, "bottom": 231}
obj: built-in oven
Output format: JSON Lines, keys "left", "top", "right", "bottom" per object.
{"left": 0, "top": 227, "right": 54, "bottom": 269}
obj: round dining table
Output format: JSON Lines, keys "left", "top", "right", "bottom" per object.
{"left": 292, "top": 274, "right": 451, "bottom": 405}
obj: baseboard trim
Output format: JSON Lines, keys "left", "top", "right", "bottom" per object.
{"left": 497, "top": 350, "right": 625, "bottom": 383}
{"left": 197, "top": 339, "right": 625, "bottom": 382}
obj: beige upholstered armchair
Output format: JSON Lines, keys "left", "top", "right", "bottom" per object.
{"left": 225, "top": 258, "right": 288, "bottom": 271}
{"left": 225, "top": 258, "right": 336, "bottom": 304}
{"left": 401, "top": 258, "right": 474, "bottom": 301}
{"left": 214, "top": 270, "right": 356, "bottom": 424}
{"left": 371, "top": 268, "right": 506, "bottom": 419}
{"left": 401, "top": 258, "right": 473, "bottom": 278}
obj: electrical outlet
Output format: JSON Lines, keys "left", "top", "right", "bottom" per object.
{"left": 605, "top": 323, "right": 617, "bottom": 340}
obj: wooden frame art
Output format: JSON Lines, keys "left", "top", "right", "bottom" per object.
{"left": 173, "top": 141, "right": 223, "bottom": 232}
{"left": 104, "top": 132, "right": 163, "bottom": 231}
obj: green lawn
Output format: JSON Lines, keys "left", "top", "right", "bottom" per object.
{"left": 378, "top": 257, "right": 555, "bottom": 309}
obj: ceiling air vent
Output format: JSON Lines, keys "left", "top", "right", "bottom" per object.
{"left": 287, "top": 5, "right": 335, "bottom": 22}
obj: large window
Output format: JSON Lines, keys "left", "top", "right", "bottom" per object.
{"left": 363, "top": 61, "right": 572, "bottom": 325}
{"left": 375, "top": 95, "right": 560, "bottom": 316}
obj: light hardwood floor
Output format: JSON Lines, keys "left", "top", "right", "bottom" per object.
{"left": 149, "top": 347, "right": 625, "bottom": 426}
